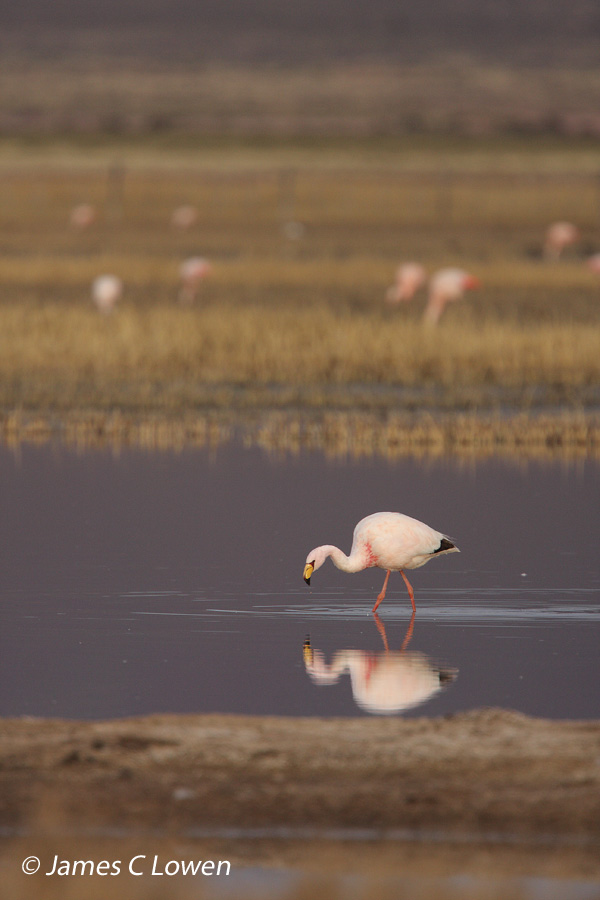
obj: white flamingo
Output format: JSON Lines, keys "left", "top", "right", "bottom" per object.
{"left": 91, "top": 275, "right": 123, "bottom": 314}
{"left": 171, "top": 205, "right": 198, "bottom": 229}
{"left": 303, "top": 511, "right": 459, "bottom": 614}
{"left": 423, "top": 268, "right": 480, "bottom": 325}
{"left": 70, "top": 203, "right": 96, "bottom": 229}
{"left": 543, "top": 221, "right": 579, "bottom": 260}
{"left": 178, "top": 256, "right": 212, "bottom": 304}
{"left": 385, "top": 262, "right": 426, "bottom": 305}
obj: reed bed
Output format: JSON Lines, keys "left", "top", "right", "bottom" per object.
{"left": 0, "top": 144, "right": 599, "bottom": 425}
{"left": 0, "top": 304, "right": 597, "bottom": 400}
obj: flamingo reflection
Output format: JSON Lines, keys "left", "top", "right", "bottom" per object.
{"left": 303, "top": 613, "right": 457, "bottom": 716}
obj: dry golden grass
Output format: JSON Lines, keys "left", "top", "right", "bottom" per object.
{"left": 0, "top": 303, "right": 597, "bottom": 397}
{"left": 0, "top": 142, "right": 599, "bottom": 419}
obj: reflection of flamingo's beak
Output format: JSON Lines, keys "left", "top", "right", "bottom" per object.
{"left": 303, "top": 636, "right": 313, "bottom": 665}
{"left": 465, "top": 276, "right": 481, "bottom": 290}
{"left": 303, "top": 562, "right": 314, "bottom": 585}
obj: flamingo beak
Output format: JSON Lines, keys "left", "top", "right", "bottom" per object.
{"left": 465, "top": 276, "right": 481, "bottom": 290}
{"left": 303, "top": 562, "right": 314, "bottom": 585}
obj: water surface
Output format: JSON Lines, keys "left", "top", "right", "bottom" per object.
{"left": 0, "top": 443, "right": 598, "bottom": 720}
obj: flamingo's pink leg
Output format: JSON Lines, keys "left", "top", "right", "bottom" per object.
{"left": 371, "top": 569, "right": 391, "bottom": 613}
{"left": 400, "top": 569, "right": 416, "bottom": 613}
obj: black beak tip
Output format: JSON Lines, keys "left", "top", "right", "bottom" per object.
{"left": 304, "top": 576, "right": 311, "bottom": 586}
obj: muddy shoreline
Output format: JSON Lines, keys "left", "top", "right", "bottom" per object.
{"left": 1, "top": 709, "right": 599, "bottom": 844}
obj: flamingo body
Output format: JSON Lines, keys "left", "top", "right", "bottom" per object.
{"left": 303, "top": 511, "right": 459, "bottom": 612}
{"left": 544, "top": 221, "right": 579, "bottom": 260}
{"left": 91, "top": 275, "right": 123, "bottom": 314}
{"left": 70, "top": 203, "right": 96, "bottom": 229}
{"left": 586, "top": 253, "right": 600, "bottom": 275}
{"left": 385, "top": 262, "right": 426, "bottom": 304}
{"left": 178, "top": 256, "right": 212, "bottom": 304}
{"left": 424, "top": 267, "right": 480, "bottom": 325}
{"left": 171, "top": 205, "right": 198, "bottom": 229}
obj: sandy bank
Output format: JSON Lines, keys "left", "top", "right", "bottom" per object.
{"left": 1, "top": 708, "right": 599, "bottom": 843}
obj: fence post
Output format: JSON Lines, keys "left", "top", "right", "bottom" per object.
{"left": 105, "top": 161, "right": 126, "bottom": 223}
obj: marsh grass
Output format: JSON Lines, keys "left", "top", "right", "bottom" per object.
{"left": 0, "top": 304, "right": 597, "bottom": 393}
{"left": 0, "top": 145, "right": 599, "bottom": 418}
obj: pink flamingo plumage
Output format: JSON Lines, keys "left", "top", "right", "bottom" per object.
{"left": 178, "top": 256, "right": 212, "bottom": 304}
{"left": 543, "top": 221, "right": 579, "bottom": 260}
{"left": 385, "top": 263, "right": 427, "bottom": 305}
{"left": 91, "top": 275, "right": 123, "bottom": 314}
{"left": 70, "top": 203, "right": 96, "bottom": 229}
{"left": 423, "top": 268, "right": 480, "bottom": 325}
{"left": 303, "top": 511, "right": 459, "bottom": 614}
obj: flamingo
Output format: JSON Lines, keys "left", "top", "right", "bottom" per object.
{"left": 543, "top": 221, "right": 579, "bottom": 260}
{"left": 91, "top": 275, "right": 123, "bottom": 314}
{"left": 303, "top": 617, "right": 457, "bottom": 715}
{"left": 385, "top": 262, "right": 426, "bottom": 305}
{"left": 178, "top": 256, "right": 212, "bottom": 304}
{"left": 282, "top": 221, "right": 306, "bottom": 240}
{"left": 171, "top": 205, "right": 198, "bottom": 229}
{"left": 423, "top": 268, "right": 480, "bottom": 325}
{"left": 70, "top": 203, "right": 96, "bottom": 229}
{"left": 586, "top": 253, "right": 600, "bottom": 275}
{"left": 303, "top": 511, "right": 459, "bottom": 614}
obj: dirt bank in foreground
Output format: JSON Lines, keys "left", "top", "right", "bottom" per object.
{"left": 1, "top": 708, "right": 599, "bottom": 846}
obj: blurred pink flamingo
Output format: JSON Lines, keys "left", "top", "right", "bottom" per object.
{"left": 171, "top": 205, "right": 198, "bottom": 229}
{"left": 385, "top": 262, "right": 427, "bottom": 305}
{"left": 586, "top": 253, "right": 600, "bottom": 276}
{"left": 423, "top": 268, "right": 480, "bottom": 325}
{"left": 178, "top": 256, "right": 212, "bottom": 304}
{"left": 91, "top": 275, "right": 123, "bottom": 314}
{"left": 70, "top": 203, "right": 96, "bottom": 229}
{"left": 543, "top": 221, "right": 579, "bottom": 260}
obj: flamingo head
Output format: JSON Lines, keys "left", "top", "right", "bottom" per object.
{"left": 303, "top": 546, "right": 328, "bottom": 584}
{"left": 463, "top": 274, "right": 481, "bottom": 291}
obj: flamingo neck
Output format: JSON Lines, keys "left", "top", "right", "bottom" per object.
{"left": 320, "top": 545, "right": 366, "bottom": 574}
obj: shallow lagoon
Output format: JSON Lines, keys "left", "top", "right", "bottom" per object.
{"left": 0, "top": 442, "right": 598, "bottom": 721}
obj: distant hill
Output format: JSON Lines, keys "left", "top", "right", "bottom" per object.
{"left": 1, "top": 0, "right": 599, "bottom": 138}
{"left": 1, "top": 0, "right": 599, "bottom": 66}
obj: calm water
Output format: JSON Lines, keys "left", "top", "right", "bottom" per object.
{"left": 0, "top": 442, "right": 598, "bottom": 720}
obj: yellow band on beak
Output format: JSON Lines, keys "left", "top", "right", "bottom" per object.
{"left": 303, "top": 563, "right": 314, "bottom": 585}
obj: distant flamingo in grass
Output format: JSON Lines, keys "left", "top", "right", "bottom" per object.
{"left": 385, "top": 263, "right": 427, "bottom": 305}
{"left": 70, "top": 203, "right": 96, "bottom": 229}
{"left": 586, "top": 253, "right": 600, "bottom": 276}
{"left": 543, "top": 221, "right": 579, "bottom": 260}
{"left": 423, "top": 268, "right": 480, "bottom": 325}
{"left": 178, "top": 256, "right": 212, "bottom": 304}
{"left": 91, "top": 275, "right": 123, "bottom": 314}
{"left": 303, "top": 511, "right": 459, "bottom": 614}
{"left": 171, "top": 205, "right": 198, "bottom": 229}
